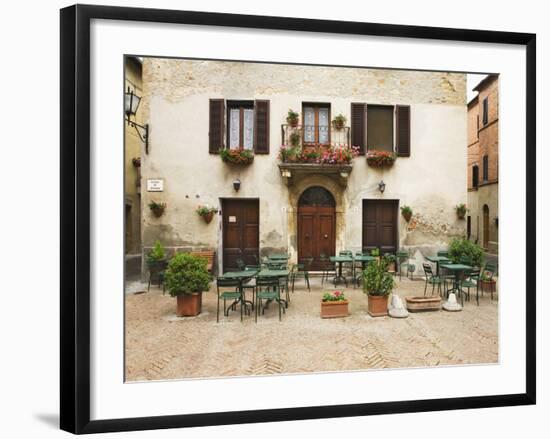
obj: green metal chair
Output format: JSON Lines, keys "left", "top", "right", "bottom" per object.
{"left": 422, "top": 263, "right": 444, "bottom": 296}
{"left": 255, "top": 277, "right": 284, "bottom": 322}
{"left": 396, "top": 250, "right": 410, "bottom": 280}
{"left": 461, "top": 268, "right": 481, "bottom": 305}
{"left": 437, "top": 250, "right": 449, "bottom": 258}
{"left": 216, "top": 277, "right": 245, "bottom": 322}
{"left": 481, "top": 262, "right": 497, "bottom": 299}
{"left": 291, "top": 257, "right": 313, "bottom": 292}
{"left": 319, "top": 253, "right": 336, "bottom": 285}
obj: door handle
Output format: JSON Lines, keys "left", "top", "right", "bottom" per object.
{"left": 305, "top": 234, "right": 310, "bottom": 239}
{"left": 324, "top": 234, "right": 328, "bottom": 239}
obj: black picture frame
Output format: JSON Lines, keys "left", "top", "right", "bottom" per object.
{"left": 60, "top": 4, "right": 536, "bottom": 434}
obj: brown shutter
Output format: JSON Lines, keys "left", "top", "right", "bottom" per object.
{"left": 351, "top": 103, "right": 366, "bottom": 155}
{"left": 209, "top": 99, "right": 224, "bottom": 153}
{"left": 396, "top": 105, "right": 411, "bottom": 157}
{"left": 254, "top": 100, "right": 270, "bottom": 154}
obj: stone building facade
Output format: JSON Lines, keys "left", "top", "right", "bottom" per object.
{"left": 467, "top": 74, "right": 499, "bottom": 254}
{"left": 135, "top": 58, "right": 467, "bottom": 276}
{"left": 124, "top": 56, "right": 143, "bottom": 255}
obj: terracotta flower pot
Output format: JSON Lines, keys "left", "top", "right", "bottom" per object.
{"left": 368, "top": 294, "right": 388, "bottom": 317}
{"left": 202, "top": 211, "right": 214, "bottom": 224}
{"left": 176, "top": 293, "right": 202, "bottom": 317}
{"left": 457, "top": 211, "right": 466, "bottom": 219}
{"left": 387, "top": 261, "right": 396, "bottom": 273}
{"left": 288, "top": 118, "right": 299, "bottom": 128}
{"left": 402, "top": 211, "right": 412, "bottom": 222}
{"left": 480, "top": 279, "right": 496, "bottom": 291}
{"left": 321, "top": 300, "right": 349, "bottom": 318}
{"left": 405, "top": 296, "right": 442, "bottom": 312}
{"left": 152, "top": 207, "right": 165, "bottom": 217}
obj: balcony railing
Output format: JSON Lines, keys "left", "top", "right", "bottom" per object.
{"left": 281, "top": 124, "right": 350, "bottom": 148}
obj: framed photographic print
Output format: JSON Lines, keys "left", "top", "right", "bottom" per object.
{"left": 60, "top": 4, "right": 536, "bottom": 434}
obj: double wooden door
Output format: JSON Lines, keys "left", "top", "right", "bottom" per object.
{"left": 222, "top": 199, "right": 259, "bottom": 272}
{"left": 298, "top": 206, "right": 335, "bottom": 271}
{"left": 362, "top": 200, "right": 398, "bottom": 254}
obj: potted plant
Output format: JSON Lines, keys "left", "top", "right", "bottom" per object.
{"left": 366, "top": 151, "right": 397, "bottom": 167}
{"left": 149, "top": 201, "right": 166, "bottom": 217}
{"left": 146, "top": 240, "right": 168, "bottom": 288}
{"left": 196, "top": 205, "right": 218, "bottom": 224}
{"left": 321, "top": 291, "right": 349, "bottom": 318}
{"left": 363, "top": 258, "right": 394, "bottom": 317}
{"left": 289, "top": 131, "right": 301, "bottom": 147}
{"left": 384, "top": 253, "right": 396, "bottom": 273}
{"left": 220, "top": 148, "right": 254, "bottom": 165}
{"left": 286, "top": 109, "right": 299, "bottom": 127}
{"left": 455, "top": 203, "right": 467, "bottom": 219}
{"left": 370, "top": 247, "right": 381, "bottom": 264}
{"left": 401, "top": 205, "right": 413, "bottom": 222}
{"left": 480, "top": 270, "right": 496, "bottom": 291}
{"left": 448, "top": 237, "right": 484, "bottom": 267}
{"left": 164, "top": 253, "right": 211, "bottom": 317}
{"left": 332, "top": 113, "right": 347, "bottom": 130}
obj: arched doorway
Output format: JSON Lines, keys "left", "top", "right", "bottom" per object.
{"left": 298, "top": 186, "right": 336, "bottom": 270}
{"left": 483, "top": 204, "right": 490, "bottom": 249}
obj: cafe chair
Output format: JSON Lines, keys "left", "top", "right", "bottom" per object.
{"left": 422, "top": 263, "right": 443, "bottom": 296}
{"left": 255, "top": 277, "right": 284, "bottom": 322}
{"left": 216, "top": 277, "right": 245, "bottom": 322}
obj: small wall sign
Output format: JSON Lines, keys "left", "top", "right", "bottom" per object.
{"left": 147, "top": 179, "right": 164, "bottom": 192}
{"left": 228, "top": 216, "right": 237, "bottom": 223}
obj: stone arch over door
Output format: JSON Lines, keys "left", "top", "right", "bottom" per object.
{"left": 286, "top": 176, "right": 346, "bottom": 265}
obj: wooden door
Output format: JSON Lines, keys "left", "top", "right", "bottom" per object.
{"left": 362, "top": 200, "right": 398, "bottom": 254}
{"left": 483, "top": 204, "right": 490, "bottom": 249}
{"left": 222, "top": 199, "right": 259, "bottom": 272}
{"left": 298, "top": 187, "right": 336, "bottom": 271}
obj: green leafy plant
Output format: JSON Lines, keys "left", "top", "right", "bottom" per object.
{"left": 383, "top": 253, "right": 396, "bottom": 262}
{"left": 286, "top": 109, "right": 299, "bottom": 126}
{"left": 400, "top": 205, "right": 412, "bottom": 221}
{"left": 149, "top": 201, "right": 166, "bottom": 217}
{"left": 322, "top": 290, "right": 347, "bottom": 302}
{"left": 332, "top": 114, "right": 347, "bottom": 130}
{"left": 163, "top": 253, "right": 211, "bottom": 297}
{"left": 370, "top": 248, "right": 380, "bottom": 257}
{"left": 362, "top": 259, "right": 394, "bottom": 297}
{"left": 220, "top": 148, "right": 254, "bottom": 165}
{"left": 289, "top": 131, "right": 301, "bottom": 147}
{"left": 448, "top": 238, "right": 484, "bottom": 267}
{"left": 196, "top": 205, "right": 218, "bottom": 217}
{"left": 147, "top": 240, "right": 166, "bottom": 264}
{"left": 455, "top": 203, "right": 467, "bottom": 219}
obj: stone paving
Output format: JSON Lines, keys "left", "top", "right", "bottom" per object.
{"left": 125, "top": 275, "right": 498, "bottom": 382}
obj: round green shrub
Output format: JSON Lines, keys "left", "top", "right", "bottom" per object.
{"left": 362, "top": 259, "right": 394, "bottom": 297}
{"left": 164, "top": 253, "right": 211, "bottom": 297}
{"left": 448, "top": 238, "right": 484, "bottom": 267}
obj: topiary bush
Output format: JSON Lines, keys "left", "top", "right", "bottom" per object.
{"left": 448, "top": 238, "right": 484, "bottom": 267}
{"left": 163, "top": 253, "right": 211, "bottom": 297}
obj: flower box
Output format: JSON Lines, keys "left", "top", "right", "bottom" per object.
{"left": 405, "top": 296, "right": 442, "bottom": 312}
{"left": 220, "top": 148, "right": 254, "bottom": 165}
{"left": 366, "top": 151, "right": 397, "bottom": 167}
{"left": 321, "top": 300, "right": 349, "bottom": 318}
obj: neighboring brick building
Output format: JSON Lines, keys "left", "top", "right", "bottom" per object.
{"left": 467, "top": 74, "right": 498, "bottom": 254}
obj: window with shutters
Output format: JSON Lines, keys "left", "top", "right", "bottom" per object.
{"left": 482, "top": 97, "right": 488, "bottom": 125}
{"left": 302, "top": 103, "right": 330, "bottom": 145}
{"left": 367, "top": 105, "right": 394, "bottom": 152}
{"left": 482, "top": 155, "right": 489, "bottom": 181}
{"left": 227, "top": 101, "right": 254, "bottom": 150}
{"left": 472, "top": 165, "right": 479, "bottom": 188}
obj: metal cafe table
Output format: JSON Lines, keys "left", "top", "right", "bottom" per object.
{"left": 440, "top": 263, "right": 472, "bottom": 305}
{"left": 219, "top": 269, "right": 258, "bottom": 311}
{"left": 329, "top": 255, "right": 354, "bottom": 286}
{"left": 426, "top": 255, "right": 451, "bottom": 276}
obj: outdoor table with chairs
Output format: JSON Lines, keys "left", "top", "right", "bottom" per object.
{"left": 426, "top": 255, "right": 451, "bottom": 276}
{"left": 440, "top": 263, "right": 474, "bottom": 305}
{"left": 330, "top": 255, "right": 354, "bottom": 287}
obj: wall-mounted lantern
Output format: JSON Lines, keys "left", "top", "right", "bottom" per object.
{"left": 125, "top": 87, "right": 150, "bottom": 154}
{"left": 233, "top": 178, "right": 241, "bottom": 192}
{"left": 378, "top": 180, "right": 386, "bottom": 194}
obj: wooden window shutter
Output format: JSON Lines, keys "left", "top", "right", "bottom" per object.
{"left": 396, "top": 105, "right": 411, "bottom": 157}
{"left": 350, "top": 103, "right": 366, "bottom": 154}
{"left": 209, "top": 99, "right": 225, "bottom": 153}
{"left": 254, "top": 100, "right": 270, "bottom": 154}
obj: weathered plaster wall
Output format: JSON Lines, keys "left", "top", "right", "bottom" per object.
{"left": 139, "top": 59, "right": 467, "bottom": 274}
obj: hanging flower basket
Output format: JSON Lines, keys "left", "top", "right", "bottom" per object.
{"left": 456, "top": 203, "right": 467, "bottom": 219}
{"left": 149, "top": 201, "right": 166, "bottom": 218}
{"left": 220, "top": 148, "right": 254, "bottom": 165}
{"left": 401, "top": 205, "right": 413, "bottom": 222}
{"left": 366, "top": 151, "right": 397, "bottom": 167}
{"left": 196, "top": 205, "right": 218, "bottom": 224}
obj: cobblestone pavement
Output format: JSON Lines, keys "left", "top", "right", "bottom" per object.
{"left": 125, "top": 276, "right": 498, "bottom": 381}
